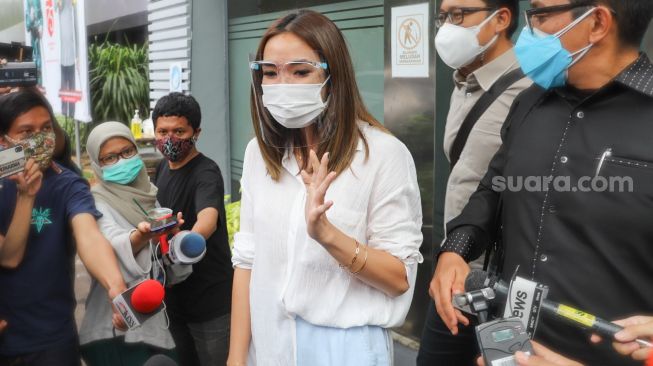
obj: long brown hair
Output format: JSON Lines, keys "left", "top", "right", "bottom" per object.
{"left": 250, "top": 9, "right": 387, "bottom": 181}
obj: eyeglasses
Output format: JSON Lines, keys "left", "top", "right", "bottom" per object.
{"left": 249, "top": 60, "right": 328, "bottom": 83}
{"left": 436, "top": 7, "right": 495, "bottom": 28}
{"left": 99, "top": 146, "right": 138, "bottom": 166}
{"left": 524, "top": 1, "right": 595, "bottom": 33}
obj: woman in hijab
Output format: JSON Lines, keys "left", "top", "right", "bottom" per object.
{"left": 79, "top": 121, "right": 181, "bottom": 365}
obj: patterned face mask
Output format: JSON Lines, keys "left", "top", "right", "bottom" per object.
{"left": 155, "top": 135, "right": 196, "bottom": 163}
{"left": 5, "top": 131, "right": 56, "bottom": 170}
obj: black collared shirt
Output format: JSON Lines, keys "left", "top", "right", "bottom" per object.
{"left": 442, "top": 54, "right": 653, "bottom": 366}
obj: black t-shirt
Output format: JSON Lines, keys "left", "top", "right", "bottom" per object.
{"left": 155, "top": 153, "right": 233, "bottom": 322}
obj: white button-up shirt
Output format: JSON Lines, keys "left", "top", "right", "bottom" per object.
{"left": 232, "top": 122, "right": 423, "bottom": 365}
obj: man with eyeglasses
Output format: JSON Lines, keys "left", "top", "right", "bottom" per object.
{"left": 418, "top": 0, "right": 530, "bottom": 365}
{"left": 432, "top": 0, "right": 653, "bottom": 365}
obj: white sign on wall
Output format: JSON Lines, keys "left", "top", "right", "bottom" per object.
{"left": 391, "top": 3, "right": 430, "bottom": 78}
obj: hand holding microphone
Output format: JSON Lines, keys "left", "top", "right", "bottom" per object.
{"left": 461, "top": 270, "right": 653, "bottom": 346}
{"left": 476, "top": 329, "right": 651, "bottom": 366}
{"left": 460, "top": 270, "right": 652, "bottom": 365}
{"left": 112, "top": 279, "right": 166, "bottom": 329}
{"left": 430, "top": 252, "right": 471, "bottom": 335}
{"left": 108, "top": 285, "right": 129, "bottom": 331}
{"left": 159, "top": 230, "right": 207, "bottom": 265}
{"left": 590, "top": 315, "right": 653, "bottom": 362}
{"left": 476, "top": 341, "right": 583, "bottom": 366}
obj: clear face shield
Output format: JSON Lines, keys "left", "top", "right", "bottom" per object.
{"left": 248, "top": 53, "right": 336, "bottom": 149}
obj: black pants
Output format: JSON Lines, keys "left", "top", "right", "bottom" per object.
{"left": 417, "top": 302, "right": 479, "bottom": 366}
{"left": 168, "top": 312, "right": 230, "bottom": 366}
{"left": 0, "top": 339, "right": 81, "bottom": 366}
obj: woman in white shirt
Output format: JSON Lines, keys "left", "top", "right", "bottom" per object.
{"left": 228, "top": 10, "right": 423, "bottom": 366}
{"left": 80, "top": 122, "right": 182, "bottom": 365}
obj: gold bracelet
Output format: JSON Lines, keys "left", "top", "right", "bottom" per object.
{"left": 339, "top": 238, "right": 360, "bottom": 269}
{"left": 351, "top": 243, "right": 368, "bottom": 275}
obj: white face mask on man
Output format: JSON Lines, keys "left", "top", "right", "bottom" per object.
{"left": 434, "top": 10, "right": 499, "bottom": 70}
{"left": 261, "top": 76, "right": 330, "bottom": 129}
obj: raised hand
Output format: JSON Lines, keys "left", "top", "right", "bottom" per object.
{"left": 300, "top": 150, "right": 337, "bottom": 244}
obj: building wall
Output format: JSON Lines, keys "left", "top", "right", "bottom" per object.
{"left": 191, "top": 0, "right": 232, "bottom": 194}
{"left": 0, "top": 0, "right": 26, "bottom": 43}
{"left": 86, "top": 0, "right": 148, "bottom": 35}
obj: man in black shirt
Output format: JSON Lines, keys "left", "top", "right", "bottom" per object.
{"left": 152, "top": 93, "right": 233, "bottom": 366}
{"left": 432, "top": 1, "right": 653, "bottom": 365}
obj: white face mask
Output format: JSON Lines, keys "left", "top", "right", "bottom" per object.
{"left": 261, "top": 76, "right": 330, "bottom": 129}
{"left": 434, "top": 11, "right": 499, "bottom": 70}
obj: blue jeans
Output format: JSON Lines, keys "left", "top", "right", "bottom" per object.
{"left": 168, "top": 313, "right": 230, "bottom": 366}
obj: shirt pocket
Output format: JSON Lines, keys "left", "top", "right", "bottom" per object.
{"left": 598, "top": 153, "right": 653, "bottom": 197}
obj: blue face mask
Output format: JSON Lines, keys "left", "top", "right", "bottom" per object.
{"left": 101, "top": 155, "right": 144, "bottom": 185}
{"left": 515, "top": 7, "right": 596, "bottom": 89}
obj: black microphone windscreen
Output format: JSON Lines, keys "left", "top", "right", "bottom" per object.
{"left": 143, "top": 354, "right": 178, "bottom": 366}
{"left": 465, "top": 270, "right": 489, "bottom": 292}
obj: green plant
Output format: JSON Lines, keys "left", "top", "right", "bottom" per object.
{"left": 56, "top": 114, "right": 91, "bottom": 152}
{"left": 224, "top": 195, "right": 241, "bottom": 250}
{"left": 88, "top": 40, "right": 149, "bottom": 124}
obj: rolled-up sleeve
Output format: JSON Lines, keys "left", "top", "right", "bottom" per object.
{"left": 366, "top": 141, "right": 424, "bottom": 268}
{"left": 95, "top": 202, "right": 151, "bottom": 281}
{"left": 232, "top": 142, "right": 256, "bottom": 269}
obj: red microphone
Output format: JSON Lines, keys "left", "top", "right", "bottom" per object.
{"left": 131, "top": 279, "right": 165, "bottom": 313}
{"left": 646, "top": 348, "right": 653, "bottom": 366}
{"left": 113, "top": 279, "right": 166, "bottom": 329}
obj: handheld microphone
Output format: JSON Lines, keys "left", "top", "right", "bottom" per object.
{"left": 463, "top": 270, "right": 653, "bottom": 348}
{"left": 112, "top": 279, "right": 165, "bottom": 329}
{"left": 453, "top": 287, "right": 496, "bottom": 323}
{"left": 160, "top": 231, "right": 206, "bottom": 265}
